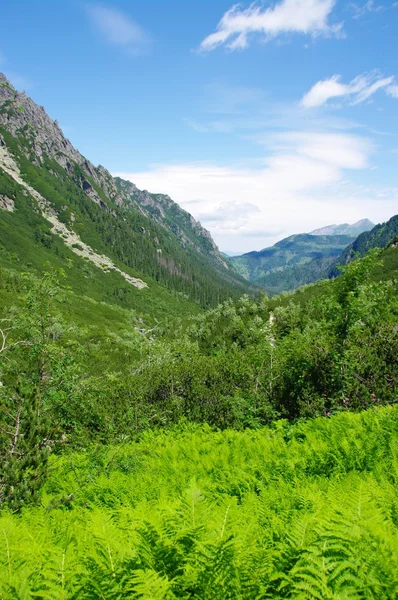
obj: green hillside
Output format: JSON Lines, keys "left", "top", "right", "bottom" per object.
{"left": 0, "top": 74, "right": 251, "bottom": 317}
{"left": 230, "top": 233, "right": 355, "bottom": 294}
{"left": 329, "top": 214, "right": 398, "bottom": 277}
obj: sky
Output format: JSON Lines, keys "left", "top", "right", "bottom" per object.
{"left": 1, "top": 0, "right": 398, "bottom": 253}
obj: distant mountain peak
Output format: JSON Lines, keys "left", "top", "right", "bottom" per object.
{"left": 229, "top": 231, "right": 357, "bottom": 295}
{"left": 310, "top": 219, "right": 374, "bottom": 236}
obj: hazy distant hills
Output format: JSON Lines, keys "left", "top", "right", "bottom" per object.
{"left": 229, "top": 217, "right": 397, "bottom": 295}
{"left": 329, "top": 214, "right": 398, "bottom": 277}
{"left": 310, "top": 219, "right": 374, "bottom": 236}
{"left": 230, "top": 233, "right": 357, "bottom": 295}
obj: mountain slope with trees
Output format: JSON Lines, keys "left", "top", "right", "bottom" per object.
{"left": 329, "top": 213, "right": 398, "bottom": 277}
{"left": 0, "top": 73, "right": 251, "bottom": 314}
{"left": 230, "top": 233, "right": 356, "bottom": 294}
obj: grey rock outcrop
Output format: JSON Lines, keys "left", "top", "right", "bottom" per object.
{"left": 115, "top": 177, "right": 225, "bottom": 264}
{"left": 0, "top": 195, "right": 14, "bottom": 211}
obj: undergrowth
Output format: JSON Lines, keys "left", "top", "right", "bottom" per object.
{"left": 1, "top": 406, "right": 398, "bottom": 598}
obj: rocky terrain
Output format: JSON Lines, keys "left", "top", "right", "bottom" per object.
{"left": 0, "top": 139, "right": 146, "bottom": 288}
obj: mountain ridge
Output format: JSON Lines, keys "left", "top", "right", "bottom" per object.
{"left": 0, "top": 72, "right": 225, "bottom": 266}
{"left": 310, "top": 219, "right": 374, "bottom": 236}
{"left": 0, "top": 73, "right": 250, "bottom": 312}
{"left": 229, "top": 232, "right": 357, "bottom": 295}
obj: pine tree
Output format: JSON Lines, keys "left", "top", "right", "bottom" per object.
{"left": 0, "top": 385, "right": 51, "bottom": 511}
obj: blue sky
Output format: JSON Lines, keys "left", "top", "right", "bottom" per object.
{"left": 1, "top": 0, "right": 398, "bottom": 252}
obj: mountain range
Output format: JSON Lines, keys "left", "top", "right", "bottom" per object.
{"left": 0, "top": 73, "right": 251, "bottom": 317}
{"left": 228, "top": 217, "right": 398, "bottom": 295}
{"left": 309, "top": 219, "right": 374, "bottom": 236}
{"left": 0, "top": 72, "right": 396, "bottom": 310}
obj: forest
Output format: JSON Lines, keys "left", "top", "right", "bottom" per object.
{"left": 0, "top": 244, "right": 397, "bottom": 598}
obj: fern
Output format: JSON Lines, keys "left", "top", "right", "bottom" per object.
{"left": 1, "top": 407, "right": 398, "bottom": 598}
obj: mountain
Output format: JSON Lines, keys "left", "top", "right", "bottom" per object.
{"left": 310, "top": 219, "right": 374, "bottom": 236}
{"left": 0, "top": 73, "right": 250, "bottom": 315}
{"left": 229, "top": 233, "right": 356, "bottom": 295}
{"left": 221, "top": 250, "right": 242, "bottom": 257}
{"left": 329, "top": 214, "right": 398, "bottom": 277}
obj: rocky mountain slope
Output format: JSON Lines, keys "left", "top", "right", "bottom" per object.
{"left": 230, "top": 233, "right": 356, "bottom": 295}
{"left": 310, "top": 219, "right": 374, "bottom": 236}
{"left": 0, "top": 73, "right": 250, "bottom": 312}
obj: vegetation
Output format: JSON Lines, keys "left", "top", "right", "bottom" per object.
{"left": 230, "top": 233, "right": 356, "bottom": 294}
{"left": 230, "top": 218, "right": 398, "bottom": 296}
{"left": 0, "top": 246, "right": 396, "bottom": 454}
{"left": 1, "top": 406, "right": 398, "bottom": 598}
{"left": 0, "top": 127, "right": 250, "bottom": 312}
{"left": 1, "top": 76, "right": 397, "bottom": 597}
{"left": 329, "top": 214, "right": 398, "bottom": 277}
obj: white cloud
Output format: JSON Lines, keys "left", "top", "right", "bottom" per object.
{"left": 349, "top": 1, "right": 383, "bottom": 18}
{"left": 352, "top": 76, "right": 395, "bottom": 104}
{"left": 348, "top": 1, "right": 397, "bottom": 19}
{"left": 185, "top": 80, "right": 364, "bottom": 139}
{"left": 301, "top": 71, "right": 395, "bottom": 108}
{"left": 86, "top": 4, "right": 152, "bottom": 55}
{"left": 199, "top": 0, "right": 342, "bottom": 52}
{"left": 386, "top": 85, "right": 398, "bottom": 98}
{"left": 273, "top": 131, "right": 372, "bottom": 168}
{"left": 112, "top": 130, "right": 393, "bottom": 253}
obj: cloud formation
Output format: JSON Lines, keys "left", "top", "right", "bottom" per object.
{"left": 199, "top": 0, "right": 342, "bottom": 52}
{"left": 113, "top": 130, "right": 394, "bottom": 253}
{"left": 87, "top": 4, "right": 152, "bottom": 55}
{"left": 301, "top": 72, "right": 395, "bottom": 108}
{"left": 348, "top": 1, "right": 398, "bottom": 19}
{"left": 386, "top": 85, "right": 398, "bottom": 98}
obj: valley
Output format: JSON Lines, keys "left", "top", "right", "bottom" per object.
{"left": 228, "top": 219, "right": 378, "bottom": 294}
{"left": 0, "top": 51, "right": 397, "bottom": 600}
